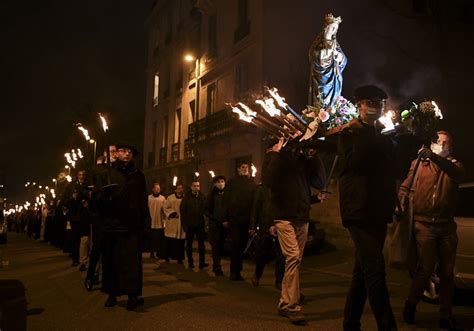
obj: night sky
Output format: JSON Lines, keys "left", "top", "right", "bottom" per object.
{"left": 1, "top": 0, "right": 153, "bottom": 200}
{"left": 1, "top": 1, "right": 473, "bottom": 203}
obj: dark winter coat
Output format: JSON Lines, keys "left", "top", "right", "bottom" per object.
{"left": 338, "top": 119, "right": 397, "bottom": 227}
{"left": 180, "top": 191, "right": 206, "bottom": 229}
{"left": 262, "top": 150, "right": 326, "bottom": 222}
{"left": 223, "top": 175, "right": 256, "bottom": 225}
{"left": 250, "top": 184, "right": 273, "bottom": 231}
{"left": 205, "top": 187, "right": 226, "bottom": 228}
{"left": 92, "top": 161, "right": 150, "bottom": 233}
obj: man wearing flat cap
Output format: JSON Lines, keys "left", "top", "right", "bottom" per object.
{"left": 93, "top": 142, "right": 150, "bottom": 311}
{"left": 338, "top": 85, "right": 397, "bottom": 330}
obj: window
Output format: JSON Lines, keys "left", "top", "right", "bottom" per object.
{"left": 208, "top": 15, "right": 217, "bottom": 57}
{"left": 153, "top": 74, "right": 160, "bottom": 106}
{"left": 174, "top": 108, "right": 182, "bottom": 144}
{"left": 152, "top": 121, "right": 157, "bottom": 151}
{"left": 163, "top": 65, "right": 170, "bottom": 98}
{"left": 206, "top": 83, "right": 216, "bottom": 116}
{"left": 235, "top": 63, "right": 248, "bottom": 98}
{"left": 148, "top": 121, "right": 157, "bottom": 167}
{"left": 234, "top": 0, "right": 250, "bottom": 43}
{"left": 189, "top": 100, "right": 197, "bottom": 123}
{"left": 162, "top": 116, "right": 168, "bottom": 147}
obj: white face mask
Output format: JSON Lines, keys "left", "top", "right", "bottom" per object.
{"left": 430, "top": 143, "right": 450, "bottom": 158}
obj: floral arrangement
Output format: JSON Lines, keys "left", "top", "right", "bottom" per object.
{"left": 302, "top": 95, "right": 359, "bottom": 132}
{"left": 401, "top": 100, "right": 443, "bottom": 142}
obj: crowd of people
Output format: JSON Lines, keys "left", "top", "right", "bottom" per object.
{"left": 4, "top": 84, "right": 466, "bottom": 329}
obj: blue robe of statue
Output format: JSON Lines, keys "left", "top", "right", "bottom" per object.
{"left": 310, "top": 42, "right": 347, "bottom": 109}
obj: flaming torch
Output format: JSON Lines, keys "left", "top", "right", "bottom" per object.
{"left": 267, "top": 87, "right": 308, "bottom": 127}
{"left": 251, "top": 164, "right": 257, "bottom": 178}
{"left": 378, "top": 110, "right": 397, "bottom": 134}
{"left": 172, "top": 176, "right": 178, "bottom": 187}
{"left": 98, "top": 113, "right": 113, "bottom": 186}
{"left": 209, "top": 170, "right": 215, "bottom": 178}
{"left": 76, "top": 124, "right": 91, "bottom": 142}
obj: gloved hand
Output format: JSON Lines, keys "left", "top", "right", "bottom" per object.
{"left": 418, "top": 147, "right": 433, "bottom": 160}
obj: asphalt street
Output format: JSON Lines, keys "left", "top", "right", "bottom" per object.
{"left": 1, "top": 233, "right": 473, "bottom": 330}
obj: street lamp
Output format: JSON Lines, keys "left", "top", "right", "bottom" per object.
{"left": 184, "top": 53, "right": 201, "bottom": 172}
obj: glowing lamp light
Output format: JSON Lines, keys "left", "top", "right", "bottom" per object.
{"left": 195, "top": 172, "right": 200, "bottom": 178}
{"left": 184, "top": 54, "right": 195, "bottom": 62}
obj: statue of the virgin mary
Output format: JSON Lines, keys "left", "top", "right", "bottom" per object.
{"left": 309, "top": 14, "right": 347, "bottom": 109}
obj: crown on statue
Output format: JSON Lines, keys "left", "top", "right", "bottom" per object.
{"left": 324, "top": 13, "right": 342, "bottom": 26}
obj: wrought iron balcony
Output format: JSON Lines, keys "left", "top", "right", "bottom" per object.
{"left": 171, "top": 143, "right": 180, "bottom": 162}
{"left": 159, "top": 147, "right": 167, "bottom": 165}
{"left": 184, "top": 139, "right": 194, "bottom": 159}
{"left": 187, "top": 109, "right": 236, "bottom": 144}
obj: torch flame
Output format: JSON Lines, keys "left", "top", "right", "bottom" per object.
{"left": 267, "top": 87, "right": 288, "bottom": 108}
{"left": 378, "top": 110, "right": 396, "bottom": 131}
{"left": 77, "top": 148, "right": 83, "bottom": 159}
{"left": 99, "top": 113, "right": 109, "bottom": 132}
{"left": 195, "top": 172, "right": 200, "bottom": 178}
{"left": 71, "top": 149, "right": 78, "bottom": 161}
{"left": 77, "top": 125, "right": 91, "bottom": 141}
{"left": 256, "top": 98, "right": 281, "bottom": 117}
{"left": 237, "top": 102, "right": 257, "bottom": 118}
{"left": 431, "top": 101, "right": 443, "bottom": 119}
{"left": 209, "top": 170, "right": 215, "bottom": 178}
{"left": 251, "top": 164, "right": 257, "bottom": 177}
{"left": 172, "top": 176, "right": 178, "bottom": 186}
{"left": 229, "top": 105, "right": 253, "bottom": 123}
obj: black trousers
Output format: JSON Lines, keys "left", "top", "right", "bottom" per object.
{"left": 255, "top": 235, "right": 285, "bottom": 284}
{"left": 343, "top": 224, "right": 396, "bottom": 331}
{"left": 185, "top": 225, "right": 206, "bottom": 266}
{"left": 149, "top": 228, "right": 166, "bottom": 258}
{"left": 209, "top": 224, "right": 226, "bottom": 271}
{"left": 101, "top": 231, "right": 143, "bottom": 297}
{"left": 230, "top": 223, "right": 249, "bottom": 275}
{"left": 86, "top": 225, "right": 102, "bottom": 280}
{"left": 70, "top": 222, "right": 81, "bottom": 263}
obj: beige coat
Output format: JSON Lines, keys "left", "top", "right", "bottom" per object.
{"left": 163, "top": 194, "right": 186, "bottom": 239}
{"left": 148, "top": 194, "right": 166, "bottom": 229}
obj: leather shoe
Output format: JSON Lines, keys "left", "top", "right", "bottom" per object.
{"left": 439, "top": 315, "right": 456, "bottom": 329}
{"left": 127, "top": 296, "right": 144, "bottom": 311}
{"left": 84, "top": 278, "right": 93, "bottom": 291}
{"left": 104, "top": 295, "right": 117, "bottom": 307}
{"left": 278, "top": 309, "right": 307, "bottom": 326}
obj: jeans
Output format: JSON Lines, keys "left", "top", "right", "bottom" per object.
{"left": 407, "top": 221, "right": 458, "bottom": 317}
{"left": 343, "top": 224, "right": 396, "bottom": 331}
